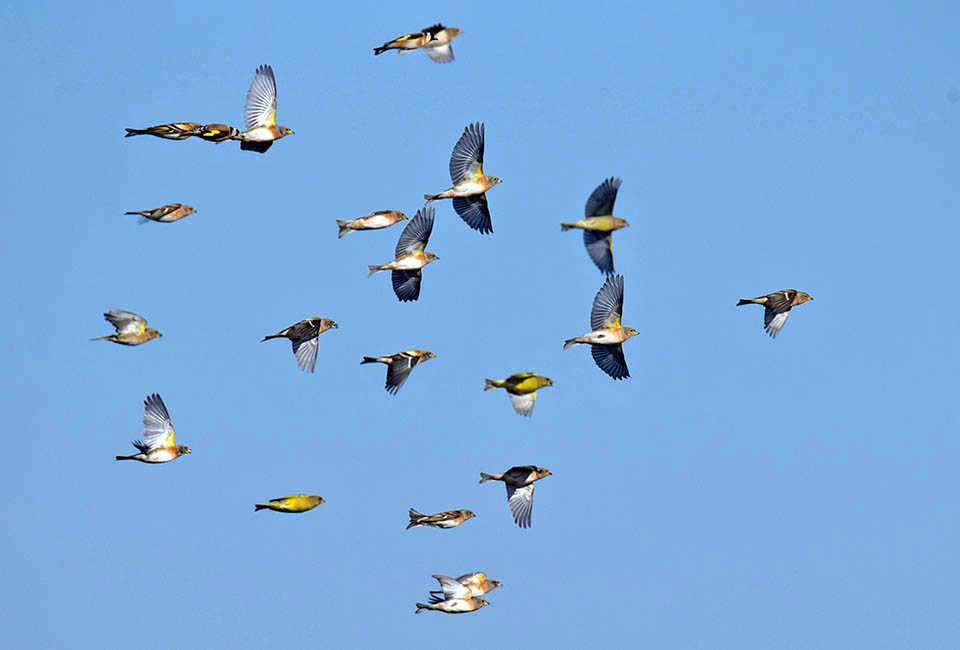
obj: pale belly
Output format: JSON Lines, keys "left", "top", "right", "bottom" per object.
{"left": 145, "top": 449, "right": 178, "bottom": 463}
{"left": 584, "top": 329, "right": 626, "bottom": 344}
{"left": 242, "top": 127, "right": 274, "bottom": 142}
{"left": 361, "top": 215, "right": 393, "bottom": 229}
{"left": 392, "top": 256, "right": 426, "bottom": 270}
{"left": 452, "top": 180, "right": 486, "bottom": 196}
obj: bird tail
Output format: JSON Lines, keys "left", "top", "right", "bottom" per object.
{"left": 415, "top": 603, "right": 432, "bottom": 613}
{"left": 261, "top": 334, "right": 281, "bottom": 342}
{"left": 336, "top": 220, "right": 352, "bottom": 238}
{"left": 124, "top": 128, "right": 144, "bottom": 137}
{"left": 115, "top": 455, "right": 134, "bottom": 461}
{"left": 479, "top": 472, "right": 499, "bottom": 484}
{"left": 562, "top": 338, "right": 580, "bottom": 350}
{"left": 373, "top": 46, "right": 387, "bottom": 55}
{"left": 90, "top": 335, "right": 111, "bottom": 342}
{"left": 560, "top": 223, "right": 574, "bottom": 231}
{"left": 427, "top": 594, "right": 444, "bottom": 605}
{"left": 423, "top": 194, "right": 440, "bottom": 204}
{"left": 406, "top": 508, "right": 424, "bottom": 529}
{"left": 483, "top": 379, "right": 502, "bottom": 391}
{"left": 367, "top": 265, "right": 384, "bottom": 277}
{"left": 254, "top": 504, "right": 270, "bottom": 511}
{"left": 736, "top": 298, "right": 758, "bottom": 306}
{"left": 360, "top": 356, "right": 378, "bottom": 365}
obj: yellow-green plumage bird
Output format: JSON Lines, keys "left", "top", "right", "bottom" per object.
{"left": 484, "top": 373, "right": 554, "bottom": 417}
{"left": 254, "top": 495, "right": 325, "bottom": 513}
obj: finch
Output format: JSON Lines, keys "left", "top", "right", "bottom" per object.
{"left": 367, "top": 207, "right": 438, "bottom": 302}
{"left": 484, "top": 373, "right": 554, "bottom": 416}
{"left": 479, "top": 465, "right": 551, "bottom": 528}
{"left": 124, "top": 122, "right": 204, "bottom": 140}
{"left": 261, "top": 318, "right": 338, "bottom": 374}
{"left": 336, "top": 210, "right": 407, "bottom": 238}
{"left": 373, "top": 24, "right": 462, "bottom": 63}
{"left": 254, "top": 495, "right": 325, "bottom": 513}
{"left": 406, "top": 508, "right": 476, "bottom": 530}
{"left": 237, "top": 65, "right": 294, "bottom": 153}
{"left": 360, "top": 350, "right": 434, "bottom": 395}
{"left": 563, "top": 274, "right": 638, "bottom": 379}
{"left": 125, "top": 204, "right": 195, "bottom": 224}
{"left": 737, "top": 290, "right": 813, "bottom": 338}
{"left": 115, "top": 394, "right": 191, "bottom": 463}
{"left": 428, "top": 573, "right": 501, "bottom": 603}
{"left": 561, "top": 177, "right": 630, "bottom": 274}
{"left": 91, "top": 309, "right": 162, "bottom": 346}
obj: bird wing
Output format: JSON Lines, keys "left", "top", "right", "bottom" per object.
{"left": 452, "top": 195, "right": 492, "bottom": 234}
{"left": 506, "top": 483, "right": 535, "bottom": 528}
{"left": 392, "top": 270, "right": 423, "bottom": 302}
{"left": 508, "top": 391, "right": 537, "bottom": 417}
{"left": 425, "top": 43, "right": 454, "bottom": 63}
{"left": 764, "top": 290, "right": 796, "bottom": 313}
{"left": 584, "top": 177, "right": 622, "bottom": 217}
{"left": 385, "top": 355, "right": 417, "bottom": 394}
{"left": 591, "top": 343, "right": 630, "bottom": 379}
{"left": 432, "top": 574, "right": 471, "bottom": 600}
{"left": 244, "top": 64, "right": 278, "bottom": 130}
{"left": 291, "top": 337, "right": 319, "bottom": 373}
{"left": 142, "top": 393, "right": 175, "bottom": 450}
{"left": 104, "top": 309, "right": 146, "bottom": 335}
{"left": 583, "top": 230, "right": 615, "bottom": 274}
{"left": 449, "top": 122, "right": 484, "bottom": 184}
{"left": 455, "top": 572, "right": 485, "bottom": 585}
{"left": 590, "top": 274, "right": 625, "bottom": 330}
{"left": 764, "top": 309, "right": 791, "bottom": 338}
{"left": 395, "top": 207, "right": 435, "bottom": 257}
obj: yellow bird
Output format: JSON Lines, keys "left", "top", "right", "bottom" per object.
{"left": 254, "top": 495, "right": 325, "bottom": 513}
{"left": 484, "top": 373, "right": 553, "bottom": 416}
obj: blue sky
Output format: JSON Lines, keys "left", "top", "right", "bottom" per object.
{"left": 2, "top": 1, "right": 959, "bottom": 648}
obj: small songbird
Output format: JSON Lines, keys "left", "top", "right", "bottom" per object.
{"left": 336, "top": 210, "right": 407, "bottom": 238}
{"left": 237, "top": 64, "right": 294, "bottom": 153}
{"left": 91, "top": 309, "right": 162, "bottom": 346}
{"left": 563, "top": 274, "right": 638, "bottom": 380}
{"left": 406, "top": 508, "right": 476, "bottom": 530}
{"left": 428, "top": 573, "right": 502, "bottom": 603}
{"left": 373, "top": 24, "right": 462, "bottom": 63}
{"left": 424, "top": 122, "right": 501, "bottom": 234}
{"left": 124, "top": 122, "right": 204, "bottom": 140}
{"left": 115, "top": 393, "right": 191, "bottom": 463}
{"left": 479, "top": 465, "right": 551, "bottom": 528}
{"left": 415, "top": 597, "right": 488, "bottom": 614}
{"left": 254, "top": 495, "right": 325, "bottom": 513}
{"left": 737, "top": 290, "right": 813, "bottom": 338}
{"left": 561, "top": 177, "right": 630, "bottom": 274}
{"left": 194, "top": 123, "right": 241, "bottom": 143}
{"left": 261, "top": 318, "right": 338, "bottom": 374}
{"left": 484, "top": 373, "right": 554, "bottom": 417}
{"left": 125, "top": 203, "right": 196, "bottom": 224}
{"left": 367, "top": 207, "right": 438, "bottom": 302}
{"left": 361, "top": 350, "right": 435, "bottom": 395}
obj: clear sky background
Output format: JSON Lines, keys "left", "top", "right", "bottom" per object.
{"left": 2, "top": 1, "right": 959, "bottom": 648}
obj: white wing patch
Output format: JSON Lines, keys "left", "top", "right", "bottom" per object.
{"left": 244, "top": 65, "right": 278, "bottom": 130}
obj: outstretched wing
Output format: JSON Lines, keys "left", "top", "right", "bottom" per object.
{"left": 508, "top": 391, "right": 537, "bottom": 417}
{"left": 764, "top": 308, "right": 791, "bottom": 338}
{"left": 244, "top": 64, "right": 278, "bottom": 130}
{"left": 385, "top": 356, "right": 418, "bottom": 394}
{"left": 452, "top": 195, "right": 492, "bottom": 234}
{"left": 583, "top": 230, "right": 615, "bottom": 274}
{"left": 449, "top": 122, "right": 484, "bottom": 184}
{"left": 591, "top": 344, "right": 630, "bottom": 380}
{"left": 395, "top": 207, "right": 434, "bottom": 257}
{"left": 291, "top": 337, "right": 319, "bottom": 373}
{"left": 590, "top": 274, "right": 625, "bottom": 330}
{"left": 392, "top": 270, "right": 423, "bottom": 302}
{"left": 432, "top": 574, "right": 471, "bottom": 600}
{"left": 425, "top": 43, "right": 454, "bottom": 63}
{"left": 104, "top": 309, "right": 146, "bottom": 335}
{"left": 585, "top": 177, "right": 622, "bottom": 217}
{"left": 505, "top": 483, "right": 535, "bottom": 528}
{"left": 142, "top": 393, "right": 175, "bottom": 450}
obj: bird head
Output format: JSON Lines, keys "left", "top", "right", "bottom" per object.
{"left": 539, "top": 376, "right": 554, "bottom": 388}
{"left": 537, "top": 467, "right": 551, "bottom": 477}
{"left": 424, "top": 351, "right": 436, "bottom": 360}
{"left": 487, "top": 176, "right": 502, "bottom": 186}
{"left": 624, "top": 327, "right": 640, "bottom": 339}
{"left": 178, "top": 446, "right": 192, "bottom": 455}
{"left": 146, "top": 329, "right": 163, "bottom": 340}
{"left": 464, "top": 510, "right": 476, "bottom": 520}
{"left": 322, "top": 319, "right": 338, "bottom": 330}
{"left": 396, "top": 212, "right": 408, "bottom": 221}
{"left": 280, "top": 126, "right": 295, "bottom": 136}
{"left": 489, "top": 580, "right": 502, "bottom": 588}
{"left": 615, "top": 218, "right": 630, "bottom": 228}
{"left": 797, "top": 292, "right": 813, "bottom": 303}
{"left": 476, "top": 599, "right": 490, "bottom": 608}
{"left": 447, "top": 28, "right": 463, "bottom": 38}
{"left": 425, "top": 252, "right": 440, "bottom": 263}
{"left": 184, "top": 206, "right": 197, "bottom": 217}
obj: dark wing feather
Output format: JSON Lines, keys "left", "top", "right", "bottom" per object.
{"left": 392, "top": 270, "right": 423, "bottom": 302}
{"left": 584, "top": 177, "right": 622, "bottom": 217}
{"left": 591, "top": 344, "right": 630, "bottom": 380}
{"left": 452, "top": 195, "right": 492, "bottom": 234}
{"left": 583, "top": 230, "right": 615, "bottom": 274}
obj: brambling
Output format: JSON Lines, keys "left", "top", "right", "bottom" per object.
{"left": 406, "top": 508, "right": 476, "bottom": 530}
{"left": 427, "top": 573, "right": 501, "bottom": 603}
{"left": 479, "top": 465, "right": 551, "bottom": 528}
{"left": 115, "top": 394, "right": 191, "bottom": 463}
{"left": 561, "top": 177, "right": 630, "bottom": 274}
{"left": 261, "top": 318, "right": 338, "bottom": 374}
{"left": 563, "top": 274, "right": 638, "bottom": 380}
{"left": 484, "top": 373, "right": 554, "bottom": 417}
{"left": 415, "top": 596, "right": 488, "bottom": 614}
{"left": 373, "top": 24, "right": 462, "bottom": 63}
{"left": 125, "top": 203, "right": 196, "bottom": 224}
{"left": 367, "top": 207, "right": 438, "bottom": 302}
{"left": 424, "top": 122, "right": 500, "bottom": 234}
{"left": 737, "top": 290, "right": 813, "bottom": 338}
{"left": 360, "top": 350, "right": 434, "bottom": 395}
{"left": 255, "top": 495, "right": 325, "bottom": 513}
{"left": 91, "top": 309, "right": 162, "bottom": 346}
{"left": 336, "top": 210, "right": 407, "bottom": 238}
{"left": 237, "top": 65, "right": 294, "bottom": 153}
